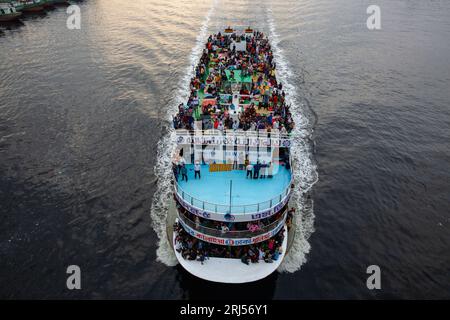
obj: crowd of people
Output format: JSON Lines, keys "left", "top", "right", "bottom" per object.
{"left": 172, "top": 159, "right": 203, "bottom": 182}
{"left": 174, "top": 220, "right": 286, "bottom": 265}
{"left": 171, "top": 29, "right": 297, "bottom": 268}
{"left": 172, "top": 30, "right": 295, "bottom": 134}
{"left": 172, "top": 147, "right": 291, "bottom": 182}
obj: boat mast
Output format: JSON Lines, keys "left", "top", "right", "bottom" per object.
{"left": 229, "top": 180, "right": 232, "bottom": 209}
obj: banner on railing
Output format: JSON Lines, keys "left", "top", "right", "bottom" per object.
{"left": 174, "top": 188, "right": 291, "bottom": 222}
{"left": 178, "top": 216, "right": 286, "bottom": 246}
{"left": 176, "top": 133, "right": 292, "bottom": 148}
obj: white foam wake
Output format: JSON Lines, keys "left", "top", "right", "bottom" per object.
{"left": 266, "top": 6, "right": 319, "bottom": 273}
{"left": 151, "top": 0, "right": 219, "bottom": 267}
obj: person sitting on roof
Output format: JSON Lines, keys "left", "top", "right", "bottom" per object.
{"left": 172, "top": 162, "right": 179, "bottom": 181}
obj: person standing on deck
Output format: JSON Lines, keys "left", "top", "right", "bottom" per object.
{"left": 260, "top": 161, "right": 267, "bottom": 178}
{"left": 194, "top": 161, "right": 201, "bottom": 179}
{"left": 232, "top": 151, "right": 238, "bottom": 170}
{"left": 181, "top": 164, "right": 188, "bottom": 182}
{"left": 267, "top": 161, "right": 273, "bottom": 178}
{"left": 238, "top": 152, "right": 245, "bottom": 170}
{"left": 246, "top": 163, "right": 253, "bottom": 179}
{"left": 195, "top": 216, "right": 200, "bottom": 230}
{"left": 253, "top": 161, "right": 260, "bottom": 179}
{"left": 179, "top": 156, "right": 186, "bottom": 168}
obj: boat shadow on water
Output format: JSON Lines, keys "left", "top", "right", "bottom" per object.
{"left": 0, "top": 12, "right": 46, "bottom": 33}
{"left": 176, "top": 264, "right": 278, "bottom": 300}
{"left": 21, "top": 10, "right": 48, "bottom": 19}
{"left": 0, "top": 19, "right": 25, "bottom": 32}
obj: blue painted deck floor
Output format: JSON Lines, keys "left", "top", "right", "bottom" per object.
{"left": 177, "top": 164, "right": 291, "bottom": 206}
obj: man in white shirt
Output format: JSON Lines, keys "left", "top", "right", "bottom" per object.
{"left": 246, "top": 163, "right": 253, "bottom": 179}
{"left": 194, "top": 161, "right": 201, "bottom": 179}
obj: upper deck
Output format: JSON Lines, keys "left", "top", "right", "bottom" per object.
{"left": 172, "top": 29, "right": 295, "bottom": 134}
{"left": 172, "top": 28, "right": 295, "bottom": 222}
{"left": 174, "top": 163, "right": 292, "bottom": 221}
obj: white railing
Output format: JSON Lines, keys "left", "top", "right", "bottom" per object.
{"left": 174, "top": 177, "right": 292, "bottom": 218}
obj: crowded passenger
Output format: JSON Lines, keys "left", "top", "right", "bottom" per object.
{"left": 174, "top": 221, "right": 285, "bottom": 265}
{"left": 172, "top": 30, "right": 294, "bottom": 134}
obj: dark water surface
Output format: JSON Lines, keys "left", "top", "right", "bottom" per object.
{"left": 1, "top": 0, "right": 449, "bottom": 299}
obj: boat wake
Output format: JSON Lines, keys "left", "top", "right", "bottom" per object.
{"left": 151, "top": 0, "right": 219, "bottom": 267}
{"left": 266, "top": 7, "right": 319, "bottom": 273}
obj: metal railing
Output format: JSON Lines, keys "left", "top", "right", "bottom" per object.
{"left": 175, "top": 128, "right": 292, "bottom": 139}
{"left": 174, "top": 180, "right": 292, "bottom": 215}
{"left": 178, "top": 210, "right": 287, "bottom": 239}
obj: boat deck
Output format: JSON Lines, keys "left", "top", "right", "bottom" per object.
{"left": 174, "top": 224, "right": 288, "bottom": 283}
{"left": 177, "top": 164, "right": 291, "bottom": 209}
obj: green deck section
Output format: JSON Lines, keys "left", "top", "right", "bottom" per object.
{"left": 191, "top": 45, "right": 279, "bottom": 123}
{"left": 224, "top": 70, "right": 252, "bottom": 83}
{"left": 194, "top": 89, "right": 204, "bottom": 120}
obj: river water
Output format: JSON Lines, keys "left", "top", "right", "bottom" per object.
{"left": 0, "top": 0, "right": 449, "bottom": 299}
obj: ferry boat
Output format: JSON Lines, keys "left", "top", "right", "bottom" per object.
{"left": 169, "top": 27, "right": 296, "bottom": 283}
{"left": 0, "top": 2, "right": 21, "bottom": 21}
{"left": 43, "top": 0, "right": 68, "bottom": 8}
{"left": 17, "top": 0, "right": 45, "bottom": 12}
{"left": 42, "top": 0, "right": 55, "bottom": 9}
{"left": 52, "top": 0, "right": 69, "bottom": 5}
{"left": 1, "top": 1, "right": 24, "bottom": 12}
